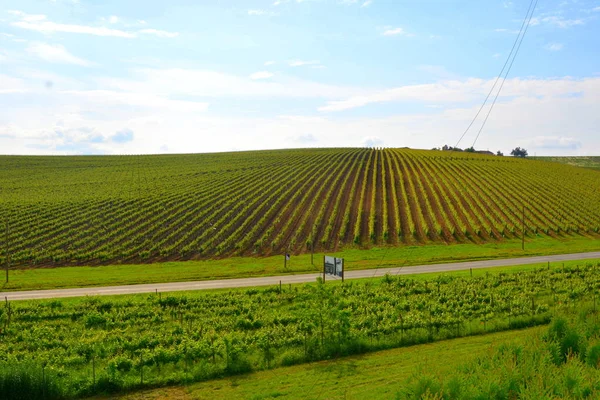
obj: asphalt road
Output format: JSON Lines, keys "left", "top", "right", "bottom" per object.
{"left": 2, "top": 251, "right": 599, "bottom": 301}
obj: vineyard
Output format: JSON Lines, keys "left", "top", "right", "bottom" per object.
{"left": 0, "top": 148, "right": 599, "bottom": 267}
{"left": 1, "top": 263, "right": 599, "bottom": 397}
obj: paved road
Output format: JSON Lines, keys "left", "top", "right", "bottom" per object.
{"left": 2, "top": 251, "right": 599, "bottom": 301}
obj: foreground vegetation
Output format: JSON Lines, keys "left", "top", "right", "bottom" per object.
{"left": 1, "top": 149, "right": 599, "bottom": 268}
{"left": 101, "top": 328, "right": 541, "bottom": 400}
{"left": 103, "top": 314, "right": 600, "bottom": 400}
{"left": 400, "top": 315, "right": 600, "bottom": 399}
{"left": 2, "top": 262, "right": 600, "bottom": 398}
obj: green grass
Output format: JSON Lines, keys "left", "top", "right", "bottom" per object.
{"left": 532, "top": 156, "right": 600, "bottom": 171}
{"left": 2, "top": 236, "right": 599, "bottom": 292}
{"left": 99, "top": 327, "right": 543, "bottom": 400}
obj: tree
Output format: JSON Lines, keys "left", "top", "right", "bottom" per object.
{"left": 496, "top": 150, "right": 504, "bottom": 156}
{"left": 510, "top": 147, "right": 528, "bottom": 157}
{"left": 465, "top": 147, "right": 475, "bottom": 153}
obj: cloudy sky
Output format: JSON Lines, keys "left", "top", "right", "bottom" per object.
{"left": 1, "top": 0, "right": 599, "bottom": 155}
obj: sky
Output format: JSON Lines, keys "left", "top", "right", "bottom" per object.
{"left": 0, "top": 0, "right": 599, "bottom": 156}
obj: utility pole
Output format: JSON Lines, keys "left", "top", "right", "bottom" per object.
{"left": 311, "top": 239, "right": 314, "bottom": 265}
{"left": 521, "top": 206, "right": 526, "bottom": 251}
{"left": 322, "top": 255, "right": 326, "bottom": 283}
{"left": 4, "top": 217, "right": 9, "bottom": 284}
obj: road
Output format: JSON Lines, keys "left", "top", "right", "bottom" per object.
{"left": 1, "top": 251, "right": 599, "bottom": 301}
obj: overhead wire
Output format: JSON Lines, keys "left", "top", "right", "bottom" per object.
{"left": 471, "top": 0, "right": 539, "bottom": 148}
{"left": 455, "top": 0, "right": 538, "bottom": 149}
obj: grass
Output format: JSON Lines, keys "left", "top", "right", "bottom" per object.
{"left": 97, "top": 327, "right": 543, "bottom": 400}
{"left": 1, "top": 236, "right": 599, "bottom": 292}
{"left": 532, "top": 156, "right": 600, "bottom": 171}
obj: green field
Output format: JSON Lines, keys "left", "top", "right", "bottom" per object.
{"left": 532, "top": 155, "right": 600, "bottom": 171}
{"left": 129, "top": 315, "right": 597, "bottom": 400}
{"left": 1, "top": 149, "right": 599, "bottom": 269}
{"left": 2, "top": 236, "right": 599, "bottom": 292}
{"left": 102, "top": 327, "right": 542, "bottom": 400}
{"left": 2, "top": 262, "right": 600, "bottom": 398}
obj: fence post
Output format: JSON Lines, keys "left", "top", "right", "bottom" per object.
{"left": 140, "top": 354, "right": 144, "bottom": 385}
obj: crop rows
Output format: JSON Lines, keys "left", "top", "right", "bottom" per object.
{"left": 0, "top": 148, "right": 599, "bottom": 267}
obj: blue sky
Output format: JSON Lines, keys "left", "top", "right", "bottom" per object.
{"left": 1, "top": 0, "right": 599, "bottom": 155}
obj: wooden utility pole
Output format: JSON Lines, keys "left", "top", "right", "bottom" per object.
{"left": 521, "top": 206, "right": 526, "bottom": 251}
{"left": 4, "top": 218, "right": 9, "bottom": 284}
{"left": 322, "top": 255, "right": 326, "bottom": 282}
{"left": 311, "top": 240, "right": 314, "bottom": 265}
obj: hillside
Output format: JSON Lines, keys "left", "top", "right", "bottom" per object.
{"left": 531, "top": 156, "right": 600, "bottom": 171}
{"left": 1, "top": 148, "right": 599, "bottom": 267}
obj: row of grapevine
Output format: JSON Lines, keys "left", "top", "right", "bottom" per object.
{"left": 1, "top": 148, "right": 599, "bottom": 266}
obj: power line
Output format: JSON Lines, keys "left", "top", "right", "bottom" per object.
{"left": 472, "top": 0, "right": 539, "bottom": 148}
{"left": 455, "top": 0, "right": 538, "bottom": 149}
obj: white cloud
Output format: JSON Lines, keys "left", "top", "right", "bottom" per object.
{"left": 541, "top": 16, "right": 584, "bottom": 28}
{"left": 382, "top": 27, "right": 405, "bottom": 36}
{"left": 544, "top": 43, "right": 564, "bottom": 51}
{"left": 495, "top": 28, "right": 520, "bottom": 34}
{"left": 361, "top": 1, "right": 373, "bottom": 7}
{"left": 248, "top": 9, "right": 278, "bottom": 16}
{"left": 61, "top": 89, "right": 210, "bottom": 112}
{"left": 593, "top": 6, "right": 600, "bottom": 12}
{"left": 528, "top": 15, "right": 586, "bottom": 29}
{"left": 250, "top": 71, "right": 274, "bottom": 80}
{"left": 318, "top": 76, "right": 600, "bottom": 112}
{"left": 362, "top": 136, "right": 383, "bottom": 147}
{"left": 289, "top": 60, "right": 321, "bottom": 67}
{"left": 12, "top": 19, "right": 136, "bottom": 38}
{"left": 291, "top": 133, "right": 317, "bottom": 143}
{"left": 26, "top": 42, "right": 93, "bottom": 66}
{"left": 530, "top": 136, "right": 581, "bottom": 150}
{"left": 0, "top": 74, "right": 29, "bottom": 94}
{"left": 138, "top": 29, "right": 179, "bottom": 38}
{"left": 96, "top": 67, "right": 362, "bottom": 99}
{"left": 2, "top": 80, "right": 599, "bottom": 155}
{"left": 9, "top": 11, "right": 177, "bottom": 39}
{"left": 8, "top": 10, "right": 47, "bottom": 22}
{"left": 264, "top": 61, "right": 276, "bottom": 66}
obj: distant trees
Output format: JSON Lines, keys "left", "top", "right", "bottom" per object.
{"left": 511, "top": 147, "right": 528, "bottom": 158}
{"left": 442, "top": 145, "right": 463, "bottom": 152}
{"left": 434, "top": 145, "right": 522, "bottom": 157}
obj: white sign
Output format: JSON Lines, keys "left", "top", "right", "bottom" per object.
{"left": 324, "top": 256, "right": 343, "bottom": 278}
